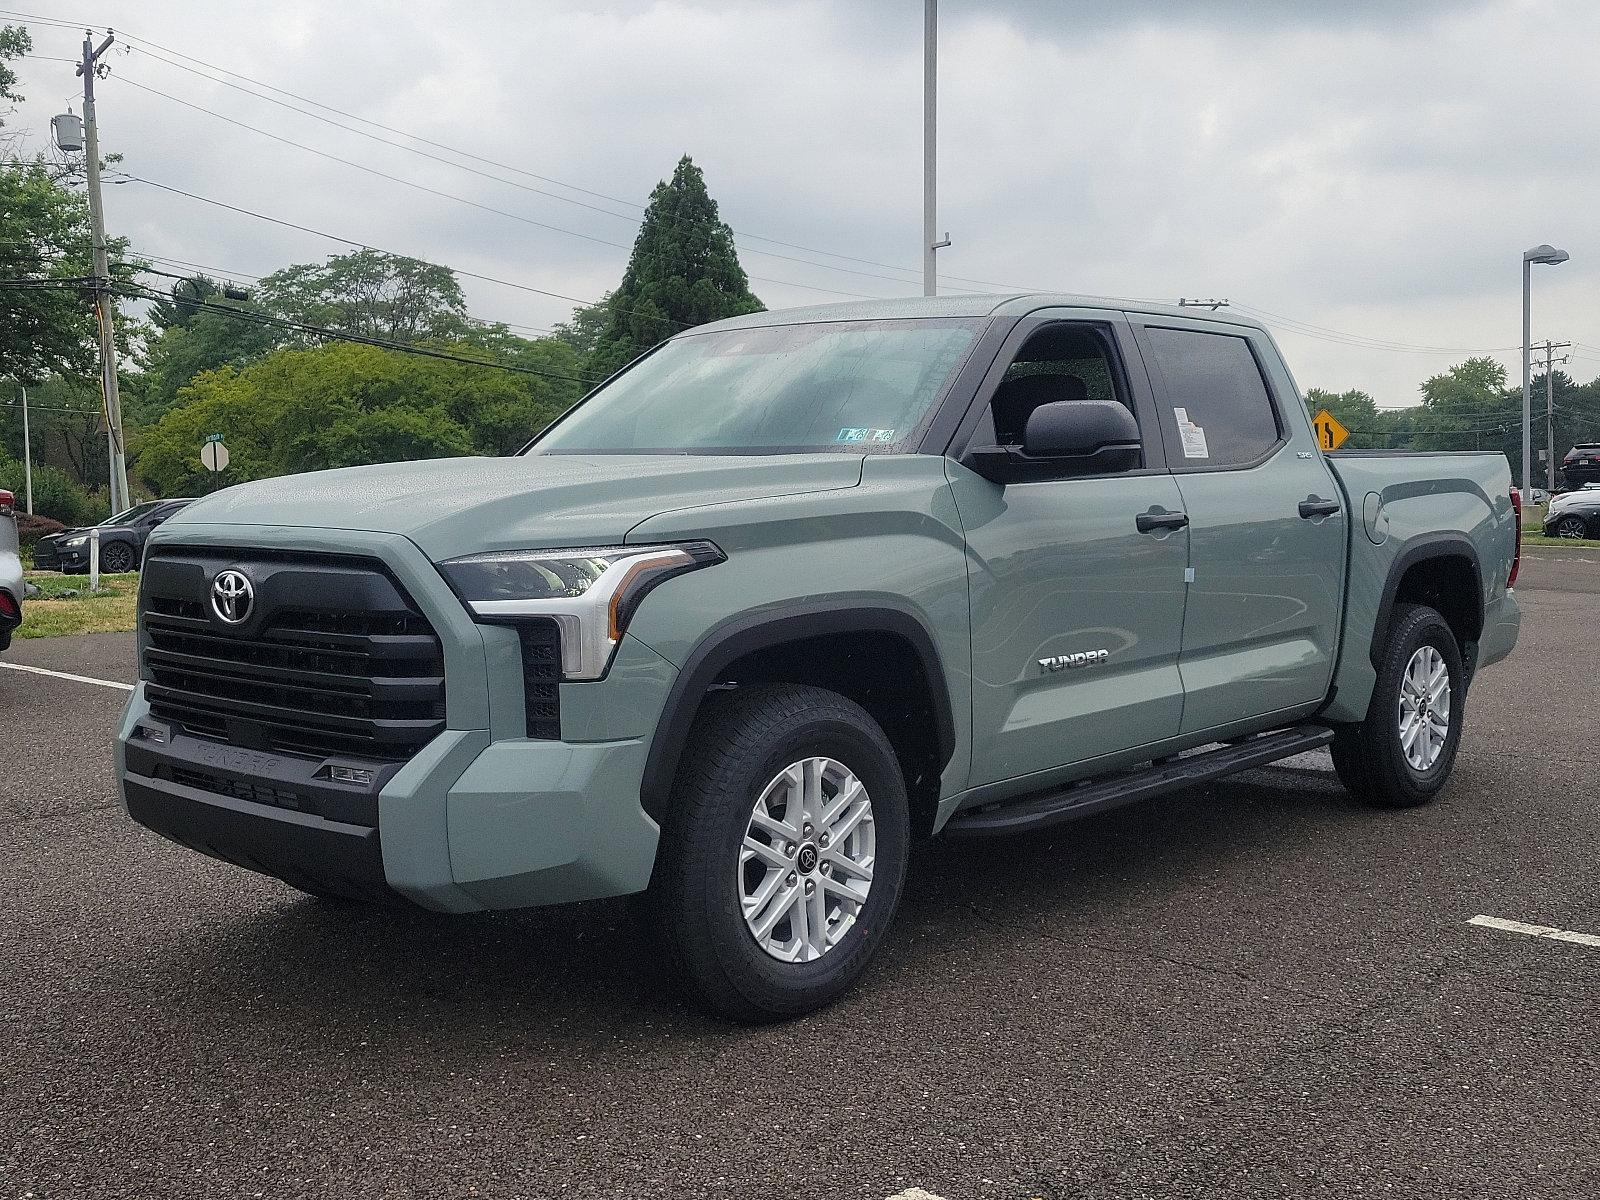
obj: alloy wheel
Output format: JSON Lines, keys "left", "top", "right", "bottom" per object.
{"left": 1397, "top": 645, "right": 1451, "bottom": 771}
{"left": 738, "top": 757, "right": 875, "bottom": 963}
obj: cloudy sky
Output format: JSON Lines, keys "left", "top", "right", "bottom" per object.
{"left": 6, "top": 0, "right": 1598, "bottom": 404}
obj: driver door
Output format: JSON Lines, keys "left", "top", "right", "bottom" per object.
{"left": 945, "top": 312, "right": 1189, "bottom": 794}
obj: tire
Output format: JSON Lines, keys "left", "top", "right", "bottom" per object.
{"left": 1330, "top": 603, "right": 1464, "bottom": 808}
{"left": 99, "top": 541, "right": 136, "bottom": 573}
{"left": 1555, "top": 515, "right": 1589, "bottom": 540}
{"left": 652, "top": 683, "right": 910, "bottom": 1022}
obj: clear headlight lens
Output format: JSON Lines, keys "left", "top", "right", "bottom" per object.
{"left": 438, "top": 542, "right": 723, "bottom": 680}
{"left": 64, "top": 536, "right": 87, "bottom": 548}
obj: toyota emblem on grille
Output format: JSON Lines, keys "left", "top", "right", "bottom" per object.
{"left": 210, "top": 570, "right": 254, "bottom": 624}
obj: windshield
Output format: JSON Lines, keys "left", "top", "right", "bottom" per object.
{"left": 103, "top": 501, "right": 163, "bottom": 527}
{"left": 531, "top": 318, "right": 983, "bottom": 455}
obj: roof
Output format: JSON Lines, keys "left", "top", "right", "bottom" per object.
{"left": 689, "top": 292, "right": 1270, "bottom": 336}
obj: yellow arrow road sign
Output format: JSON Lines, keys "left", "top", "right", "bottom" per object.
{"left": 1312, "top": 409, "right": 1350, "bottom": 452}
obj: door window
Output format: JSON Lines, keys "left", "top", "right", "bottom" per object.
{"left": 1143, "top": 327, "right": 1281, "bottom": 469}
{"left": 968, "top": 323, "right": 1143, "bottom": 469}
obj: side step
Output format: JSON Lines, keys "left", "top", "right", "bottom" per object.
{"left": 942, "top": 724, "right": 1335, "bottom": 839}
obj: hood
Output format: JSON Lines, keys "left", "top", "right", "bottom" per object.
{"left": 166, "top": 453, "right": 866, "bottom": 560}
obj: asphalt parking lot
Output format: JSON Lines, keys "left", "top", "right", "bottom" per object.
{"left": 2, "top": 551, "right": 1596, "bottom": 1200}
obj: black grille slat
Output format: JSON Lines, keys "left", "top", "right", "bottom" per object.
{"left": 139, "top": 549, "right": 448, "bottom": 762}
{"left": 516, "top": 621, "right": 562, "bottom": 740}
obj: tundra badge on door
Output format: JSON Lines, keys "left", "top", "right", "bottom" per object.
{"left": 1039, "top": 649, "right": 1110, "bottom": 672}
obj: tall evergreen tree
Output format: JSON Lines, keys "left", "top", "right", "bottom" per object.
{"left": 587, "top": 155, "right": 762, "bottom": 378}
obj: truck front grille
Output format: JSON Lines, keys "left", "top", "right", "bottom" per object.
{"left": 139, "top": 548, "right": 447, "bottom": 762}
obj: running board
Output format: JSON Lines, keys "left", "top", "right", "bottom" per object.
{"left": 942, "top": 724, "right": 1335, "bottom": 839}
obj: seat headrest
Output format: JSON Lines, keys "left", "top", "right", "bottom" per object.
{"left": 993, "top": 373, "right": 1089, "bottom": 406}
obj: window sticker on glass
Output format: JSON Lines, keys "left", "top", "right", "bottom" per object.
{"left": 1173, "top": 407, "right": 1210, "bottom": 459}
{"left": 836, "top": 428, "right": 897, "bottom": 444}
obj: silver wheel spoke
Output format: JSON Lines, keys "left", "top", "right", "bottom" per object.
{"left": 750, "top": 881, "right": 799, "bottom": 941}
{"left": 820, "top": 872, "right": 870, "bottom": 906}
{"left": 739, "top": 756, "right": 875, "bottom": 963}
{"left": 1397, "top": 645, "right": 1450, "bottom": 771}
{"left": 742, "top": 835, "right": 789, "bottom": 870}
{"left": 750, "top": 809, "right": 796, "bottom": 841}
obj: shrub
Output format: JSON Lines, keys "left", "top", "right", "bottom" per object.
{"left": 27, "top": 465, "right": 96, "bottom": 527}
{"left": 16, "top": 512, "right": 66, "bottom": 547}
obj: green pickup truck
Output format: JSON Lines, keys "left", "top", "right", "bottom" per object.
{"left": 116, "top": 295, "right": 1521, "bottom": 1019}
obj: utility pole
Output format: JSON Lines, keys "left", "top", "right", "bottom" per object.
{"left": 19, "top": 383, "right": 32, "bottom": 514}
{"left": 78, "top": 29, "right": 130, "bottom": 515}
{"left": 1531, "top": 338, "right": 1571, "bottom": 492}
{"left": 922, "top": 0, "right": 949, "bottom": 295}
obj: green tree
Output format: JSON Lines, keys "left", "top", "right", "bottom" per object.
{"left": 553, "top": 292, "right": 615, "bottom": 359}
{"left": 588, "top": 156, "right": 762, "bottom": 378}
{"left": 1, "top": 24, "right": 29, "bottom": 132}
{"left": 259, "top": 249, "right": 469, "bottom": 343}
{"left": 132, "top": 299, "right": 280, "bottom": 424}
{"left": 137, "top": 340, "right": 582, "bottom": 495}
{"left": 0, "top": 161, "right": 112, "bottom": 384}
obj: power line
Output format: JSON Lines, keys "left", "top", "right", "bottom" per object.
{"left": 121, "top": 174, "right": 679, "bottom": 326}
{"left": 115, "top": 76, "right": 883, "bottom": 301}
{"left": 109, "top": 279, "right": 599, "bottom": 384}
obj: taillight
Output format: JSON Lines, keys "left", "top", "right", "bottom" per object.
{"left": 0, "top": 591, "right": 16, "bottom": 619}
{"left": 0, "top": 489, "right": 13, "bottom": 517}
{"left": 1508, "top": 487, "right": 1523, "bottom": 588}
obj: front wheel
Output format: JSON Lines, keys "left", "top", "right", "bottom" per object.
{"left": 1330, "top": 602, "right": 1464, "bottom": 808}
{"left": 652, "top": 683, "right": 910, "bottom": 1021}
{"left": 99, "top": 541, "right": 136, "bottom": 573}
{"left": 1555, "top": 514, "right": 1589, "bottom": 540}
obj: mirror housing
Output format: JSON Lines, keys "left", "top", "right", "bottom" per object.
{"left": 961, "top": 400, "right": 1142, "bottom": 484}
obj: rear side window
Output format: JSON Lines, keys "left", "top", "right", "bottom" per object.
{"left": 1143, "top": 327, "right": 1281, "bottom": 468}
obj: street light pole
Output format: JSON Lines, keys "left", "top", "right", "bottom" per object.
{"left": 1521, "top": 245, "right": 1569, "bottom": 505}
{"left": 923, "top": 0, "right": 937, "bottom": 296}
{"left": 19, "top": 383, "right": 32, "bottom": 514}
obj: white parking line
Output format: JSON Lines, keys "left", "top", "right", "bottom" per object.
{"left": 1468, "top": 915, "right": 1600, "bottom": 949}
{"left": 0, "top": 661, "right": 134, "bottom": 692}
{"left": 885, "top": 1191, "right": 949, "bottom": 1200}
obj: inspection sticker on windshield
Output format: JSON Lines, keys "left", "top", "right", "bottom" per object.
{"left": 837, "top": 428, "right": 896, "bottom": 444}
{"left": 1173, "top": 407, "right": 1209, "bottom": 459}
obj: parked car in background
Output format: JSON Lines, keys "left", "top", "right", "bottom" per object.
{"left": 33, "top": 499, "right": 196, "bottom": 574}
{"left": 0, "top": 489, "right": 21, "bottom": 652}
{"left": 1543, "top": 487, "right": 1600, "bottom": 539}
{"left": 1561, "top": 444, "right": 1600, "bottom": 490}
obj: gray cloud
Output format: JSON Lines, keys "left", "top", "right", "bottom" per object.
{"left": 7, "top": 0, "right": 1597, "bottom": 400}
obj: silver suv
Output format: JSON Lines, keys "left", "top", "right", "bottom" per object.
{"left": 0, "top": 488, "right": 21, "bottom": 651}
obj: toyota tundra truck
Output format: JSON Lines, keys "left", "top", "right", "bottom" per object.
{"left": 115, "top": 295, "right": 1521, "bottom": 1020}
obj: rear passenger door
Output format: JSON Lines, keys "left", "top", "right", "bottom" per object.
{"left": 1131, "top": 319, "right": 1347, "bottom": 734}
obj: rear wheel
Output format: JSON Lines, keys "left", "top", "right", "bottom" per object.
{"left": 1331, "top": 603, "right": 1464, "bottom": 808}
{"left": 653, "top": 683, "right": 909, "bottom": 1021}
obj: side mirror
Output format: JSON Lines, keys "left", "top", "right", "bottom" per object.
{"left": 962, "top": 400, "right": 1142, "bottom": 484}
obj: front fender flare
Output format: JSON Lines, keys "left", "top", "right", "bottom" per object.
{"left": 637, "top": 599, "right": 956, "bottom": 821}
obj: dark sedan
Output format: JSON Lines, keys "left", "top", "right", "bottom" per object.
{"left": 33, "top": 498, "right": 195, "bottom": 574}
{"left": 1543, "top": 490, "right": 1600, "bottom": 540}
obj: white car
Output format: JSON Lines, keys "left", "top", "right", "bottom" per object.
{"left": 1548, "top": 483, "right": 1600, "bottom": 515}
{"left": 0, "top": 488, "right": 21, "bottom": 651}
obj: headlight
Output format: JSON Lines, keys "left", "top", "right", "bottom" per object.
{"left": 64, "top": 536, "right": 87, "bottom": 548}
{"left": 438, "top": 542, "right": 723, "bottom": 680}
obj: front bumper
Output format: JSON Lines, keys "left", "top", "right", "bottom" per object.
{"left": 32, "top": 539, "right": 89, "bottom": 571}
{"left": 114, "top": 523, "right": 677, "bottom": 912}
